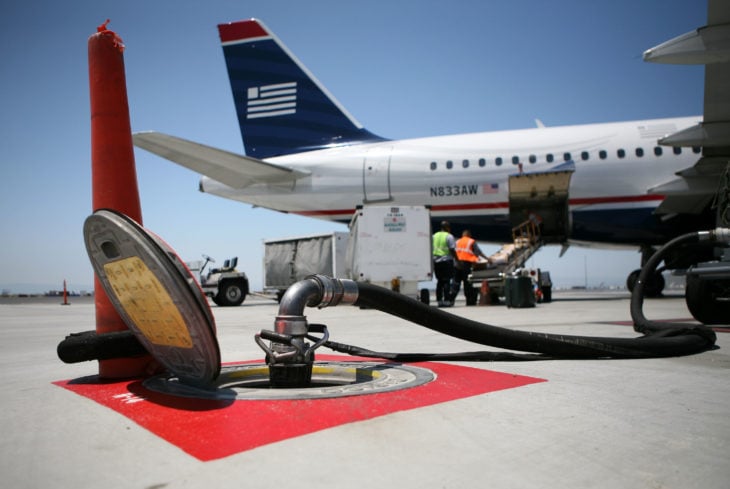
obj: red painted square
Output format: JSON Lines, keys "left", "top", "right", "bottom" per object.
{"left": 54, "top": 356, "right": 545, "bottom": 461}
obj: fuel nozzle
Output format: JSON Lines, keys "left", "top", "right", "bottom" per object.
{"left": 255, "top": 319, "right": 329, "bottom": 387}
{"left": 254, "top": 275, "right": 358, "bottom": 388}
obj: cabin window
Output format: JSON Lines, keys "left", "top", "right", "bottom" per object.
{"left": 446, "top": 160, "right": 453, "bottom": 169}
{"left": 636, "top": 147, "right": 644, "bottom": 157}
{"left": 599, "top": 150, "right": 607, "bottom": 159}
{"left": 478, "top": 158, "right": 486, "bottom": 167}
{"left": 430, "top": 161, "right": 437, "bottom": 170}
{"left": 581, "top": 151, "right": 589, "bottom": 161}
{"left": 673, "top": 146, "right": 682, "bottom": 155}
{"left": 617, "top": 149, "right": 626, "bottom": 158}
{"left": 511, "top": 155, "right": 520, "bottom": 165}
{"left": 546, "top": 153, "right": 554, "bottom": 163}
{"left": 692, "top": 146, "right": 701, "bottom": 154}
{"left": 495, "top": 157, "right": 503, "bottom": 166}
{"left": 654, "top": 146, "right": 662, "bottom": 156}
{"left": 529, "top": 154, "right": 537, "bottom": 164}
{"left": 563, "top": 152, "right": 571, "bottom": 162}
{"left": 462, "top": 159, "right": 469, "bottom": 168}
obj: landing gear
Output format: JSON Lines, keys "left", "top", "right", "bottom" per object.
{"left": 626, "top": 269, "right": 665, "bottom": 297}
{"left": 627, "top": 245, "right": 668, "bottom": 297}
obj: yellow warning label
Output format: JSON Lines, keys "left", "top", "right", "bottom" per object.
{"left": 104, "top": 257, "right": 193, "bottom": 349}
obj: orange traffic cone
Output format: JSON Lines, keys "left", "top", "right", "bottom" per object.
{"left": 61, "top": 280, "right": 70, "bottom": 306}
{"left": 478, "top": 280, "right": 491, "bottom": 306}
{"left": 88, "top": 20, "right": 152, "bottom": 378}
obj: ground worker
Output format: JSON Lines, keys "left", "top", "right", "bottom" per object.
{"left": 432, "top": 221, "right": 457, "bottom": 307}
{"left": 453, "top": 229, "right": 490, "bottom": 305}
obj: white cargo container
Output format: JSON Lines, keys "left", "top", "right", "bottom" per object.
{"left": 347, "top": 205, "right": 433, "bottom": 300}
{"left": 263, "top": 232, "right": 349, "bottom": 299}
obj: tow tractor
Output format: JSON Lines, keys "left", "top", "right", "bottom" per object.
{"left": 196, "top": 255, "right": 249, "bottom": 307}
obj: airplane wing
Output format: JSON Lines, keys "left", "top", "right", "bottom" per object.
{"left": 132, "top": 131, "right": 309, "bottom": 189}
{"left": 643, "top": 0, "right": 730, "bottom": 215}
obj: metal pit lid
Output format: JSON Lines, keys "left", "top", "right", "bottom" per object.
{"left": 84, "top": 209, "right": 220, "bottom": 387}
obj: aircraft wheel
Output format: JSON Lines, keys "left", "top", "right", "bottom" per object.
{"left": 627, "top": 269, "right": 664, "bottom": 297}
{"left": 626, "top": 269, "right": 640, "bottom": 292}
{"left": 686, "top": 275, "right": 730, "bottom": 325}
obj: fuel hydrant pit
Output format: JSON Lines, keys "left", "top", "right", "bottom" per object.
{"left": 143, "top": 361, "right": 436, "bottom": 401}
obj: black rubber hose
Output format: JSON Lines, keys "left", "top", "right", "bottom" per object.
{"left": 319, "top": 338, "right": 553, "bottom": 362}
{"left": 352, "top": 282, "right": 715, "bottom": 359}
{"left": 631, "top": 231, "right": 718, "bottom": 342}
{"left": 57, "top": 330, "right": 146, "bottom": 363}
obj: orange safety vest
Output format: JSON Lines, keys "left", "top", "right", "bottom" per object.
{"left": 455, "top": 237, "right": 478, "bottom": 262}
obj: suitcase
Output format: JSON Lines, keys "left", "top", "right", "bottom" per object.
{"left": 504, "top": 276, "right": 536, "bottom": 308}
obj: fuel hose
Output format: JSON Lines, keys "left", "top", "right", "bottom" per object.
{"left": 631, "top": 228, "right": 728, "bottom": 335}
{"left": 60, "top": 243, "right": 721, "bottom": 367}
{"left": 319, "top": 278, "right": 716, "bottom": 361}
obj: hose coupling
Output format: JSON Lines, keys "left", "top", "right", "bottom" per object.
{"left": 305, "top": 274, "right": 359, "bottom": 308}
{"left": 697, "top": 227, "right": 730, "bottom": 243}
{"left": 712, "top": 227, "right": 730, "bottom": 243}
{"left": 255, "top": 321, "right": 329, "bottom": 388}
{"left": 254, "top": 275, "right": 357, "bottom": 387}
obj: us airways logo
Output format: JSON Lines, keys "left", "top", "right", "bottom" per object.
{"left": 246, "top": 82, "right": 297, "bottom": 119}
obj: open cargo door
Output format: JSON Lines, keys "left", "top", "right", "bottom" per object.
{"left": 508, "top": 166, "right": 574, "bottom": 243}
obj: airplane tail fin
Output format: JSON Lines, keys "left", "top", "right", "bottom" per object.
{"left": 218, "top": 19, "right": 385, "bottom": 159}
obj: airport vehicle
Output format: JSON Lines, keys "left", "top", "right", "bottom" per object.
{"left": 196, "top": 255, "right": 249, "bottom": 306}
{"left": 469, "top": 224, "right": 554, "bottom": 305}
{"left": 685, "top": 252, "right": 730, "bottom": 325}
{"left": 347, "top": 205, "right": 432, "bottom": 301}
{"left": 264, "top": 206, "right": 431, "bottom": 301}
{"left": 264, "top": 232, "right": 348, "bottom": 301}
{"left": 133, "top": 5, "right": 729, "bottom": 315}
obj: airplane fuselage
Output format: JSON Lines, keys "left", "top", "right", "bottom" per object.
{"left": 201, "top": 116, "right": 707, "bottom": 246}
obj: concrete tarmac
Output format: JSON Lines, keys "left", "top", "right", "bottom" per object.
{"left": 1, "top": 291, "right": 728, "bottom": 488}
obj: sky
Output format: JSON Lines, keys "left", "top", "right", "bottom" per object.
{"left": 0, "top": 0, "right": 707, "bottom": 293}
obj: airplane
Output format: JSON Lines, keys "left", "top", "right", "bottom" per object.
{"left": 133, "top": 3, "right": 729, "bottom": 299}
